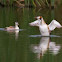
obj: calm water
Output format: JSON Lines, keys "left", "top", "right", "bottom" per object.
{"left": 0, "top": 6, "right": 62, "bottom": 62}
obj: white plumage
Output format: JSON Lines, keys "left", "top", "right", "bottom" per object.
{"left": 48, "top": 20, "right": 62, "bottom": 31}
{"left": 29, "top": 16, "right": 62, "bottom": 36}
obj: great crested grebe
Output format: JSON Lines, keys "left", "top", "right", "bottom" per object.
{"left": 5, "top": 22, "right": 19, "bottom": 31}
{"left": 29, "top": 16, "right": 62, "bottom": 36}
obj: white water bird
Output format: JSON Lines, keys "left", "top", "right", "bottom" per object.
{"left": 5, "top": 22, "right": 19, "bottom": 31}
{"left": 29, "top": 16, "right": 62, "bottom": 36}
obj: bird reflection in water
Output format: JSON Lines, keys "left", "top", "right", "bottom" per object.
{"left": 6, "top": 29, "right": 19, "bottom": 40}
{"left": 49, "top": 42, "right": 60, "bottom": 55}
{"left": 15, "top": 30, "right": 19, "bottom": 40}
{"left": 31, "top": 37, "right": 61, "bottom": 59}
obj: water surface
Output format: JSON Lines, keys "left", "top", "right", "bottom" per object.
{"left": 0, "top": 7, "right": 62, "bottom": 62}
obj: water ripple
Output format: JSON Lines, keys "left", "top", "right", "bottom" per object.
{"left": 0, "top": 28, "right": 25, "bottom": 31}
{"left": 29, "top": 35, "right": 61, "bottom": 37}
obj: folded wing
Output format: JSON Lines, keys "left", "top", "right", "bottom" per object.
{"left": 48, "top": 20, "right": 62, "bottom": 31}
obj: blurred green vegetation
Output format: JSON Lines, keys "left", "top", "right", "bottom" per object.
{"left": 0, "top": 0, "right": 62, "bottom": 8}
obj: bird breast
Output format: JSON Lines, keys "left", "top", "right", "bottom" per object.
{"left": 39, "top": 25, "right": 50, "bottom": 36}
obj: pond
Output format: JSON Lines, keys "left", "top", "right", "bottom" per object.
{"left": 0, "top": 6, "right": 62, "bottom": 62}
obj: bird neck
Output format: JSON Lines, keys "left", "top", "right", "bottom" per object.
{"left": 15, "top": 24, "right": 18, "bottom": 27}
{"left": 15, "top": 24, "right": 19, "bottom": 29}
{"left": 41, "top": 18, "right": 46, "bottom": 25}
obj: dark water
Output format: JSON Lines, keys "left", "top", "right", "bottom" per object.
{"left": 0, "top": 7, "right": 62, "bottom": 62}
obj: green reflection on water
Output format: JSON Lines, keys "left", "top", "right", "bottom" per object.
{"left": 0, "top": 7, "right": 62, "bottom": 62}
